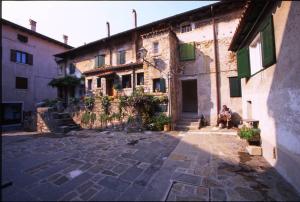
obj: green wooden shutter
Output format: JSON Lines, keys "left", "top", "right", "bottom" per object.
{"left": 237, "top": 47, "right": 251, "bottom": 78}
{"left": 94, "top": 56, "right": 99, "bottom": 68}
{"left": 27, "top": 53, "right": 33, "bottom": 65}
{"left": 10, "top": 50, "right": 16, "bottom": 62}
{"left": 261, "top": 16, "right": 276, "bottom": 67}
{"left": 179, "top": 42, "right": 195, "bottom": 61}
{"left": 160, "top": 78, "right": 166, "bottom": 93}
{"left": 229, "top": 77, "right": 241, "bottom": 97}
{"left": 179, "top": 44, "right": 187, "bottom": 60}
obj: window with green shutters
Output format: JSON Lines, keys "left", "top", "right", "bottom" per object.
{"left": 95, "top": 55, "right": 105, "bottom": 68}
{"left": 179, "top": 42, "right": 195, "bottom": 61}
{"left": 229, "top": 77, "right": 241, "bottom": 97}
{"left": 261, "top": 15, "right": 276, "bottom": 68}
{"left": 237, "top": 47, "right": 251, "bottom": 78}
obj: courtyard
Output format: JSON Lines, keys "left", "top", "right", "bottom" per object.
{"left": 2, "top": 130, "right": 300, "bottom": 201}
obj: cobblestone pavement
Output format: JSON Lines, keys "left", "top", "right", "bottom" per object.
{"left": 2, "top": 130, "right": 300, "bottom": 201}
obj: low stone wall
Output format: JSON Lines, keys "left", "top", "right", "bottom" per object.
{"left": 36, "top": 107, "right": 55, "bottom": 133}
{"left": 67, "top": 100, "right": 135, "bottom": 129}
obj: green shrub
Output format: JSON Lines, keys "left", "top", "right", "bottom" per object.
{"left": 81, "top": 111, "right": 91, "bottom": 126}
{"left": 239, "top": 126, "right": 260, "bottom": 140}
{"left": 148, "top": 113, "right": 171, "bottom": 131}
{"left": 100, "top": 95, "right": 111, "bottom": 115}
{"left": 84, "top": 96, "right": 95, "bottom": 110}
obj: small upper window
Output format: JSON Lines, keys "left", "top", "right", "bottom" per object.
{"left": 181, "top": 24, "right": 192, "bottom": 33}
{"left": 17, "top": 34, "right": 28, "bottom": 43}
{"left": 16, "top": 77, "right": 28, "bottom": 89}
{"left": 95, "top": 55, "right": 105, "bottom": 68}
{"left": 153, "top": 42, "right": 159, "bottom": 54}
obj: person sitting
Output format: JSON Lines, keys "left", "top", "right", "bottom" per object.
{"left": 217, "top": 105, "right": 232, "bottom": 128}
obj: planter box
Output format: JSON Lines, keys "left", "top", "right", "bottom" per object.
{"left": 246, "top": 145, "right": 262, "bottom": 156}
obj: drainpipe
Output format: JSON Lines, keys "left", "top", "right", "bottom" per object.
{"left": 211, "top": 5, "right": 221, "bottom": 114}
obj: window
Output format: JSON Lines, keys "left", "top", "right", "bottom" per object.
{"left": 95, "top": 55, "right": 105, "bottom": 68}
{"left": 87, "top": 79, "right": 92, "bottom": 90}
{"left": 17, "top": 34, "right": 28, "bottom": 43}
{"left": 16, "top": 77, "right": 28, "bottom": 89}
{"left": 97, "top": 77, "right": 101, "bottom": 88}
{"left": 10, "top": 50, "right": 33, "bottom": 65}
{"left": 69, "top": 63, "right": 76, "bottom": 74}
{"left": 179, "top": 42, "right": 195, "bottom": 61}
{"left": 181, "top": 24, "right": 192, "bottom": 33}
{"left": 58, "top": 65, "right": 63, "bottom": 75}
{"left": 249, "top": 34, "right": 263, "bottom": 75}
{"left": 137, "top": 73, "right": 144, "bottom": 85}
{"left": 153, "top": 78, "right": 166, "bottom": 93}
{"left": 229, "top": 77, "right": 241, "bottom": 97}
{"left": 117, "top": 51, "right": 126, "bottom": 65}
{"left": 237, "top": 15, "right": 276, "bottom": 78}
{"left": 122, "top": 74, "right": 131, "bottom": 88}
{"left": 153, "top": 42, "right": 159, "bottom": 54}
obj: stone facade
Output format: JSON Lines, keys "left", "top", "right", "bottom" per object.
{"left": 55, "top": 6, "right": 243, "bottom": 126}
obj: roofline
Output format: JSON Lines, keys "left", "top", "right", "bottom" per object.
{"left": 55, "top": 0, "right": 245, "bottom": 58}
{"left": 228, "top": 1, "right": 276, "bottom": 51}
{"left": 1, "top": 18, "right": 73, "bottom": 49}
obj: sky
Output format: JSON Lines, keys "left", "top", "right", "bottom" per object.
{"left": 2, "top": 1, "right": 217, "bottom": 47}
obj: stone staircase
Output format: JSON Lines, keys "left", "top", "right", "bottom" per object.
{"left": 175, "top": 116, "right": 200, "bottom": 131}
{"left": 37, "top": 107, "right": 81, "bottom": 134}
{"left": 52, "top": 112, "right": 81, "bottom": 133}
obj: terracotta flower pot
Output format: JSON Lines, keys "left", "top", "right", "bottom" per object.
{"left": 164, "top": 124, "right": 171, "bottom": 131}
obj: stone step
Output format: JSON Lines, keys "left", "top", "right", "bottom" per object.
{"left": 176, "top": 121, "right": 199, "bottom": 126}
{"left": 52, "top": 112, "right": 71, "bottom": 119}
{"left": 54, "top": 118, "right": 76, "bottom": 126}
{"left": 57, "top": 125, "right": 80, "bottom": 133}
{"left": 175, "top": 125, "right": 199, "bottom": 131}
{"left": 179, "top": 117, "right": 200, "bottom": 122}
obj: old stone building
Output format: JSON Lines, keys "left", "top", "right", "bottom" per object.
{"left": 54, "top": 1, "right": 245, "bottom": 126}
{"left": 229, "top": 1, "right": 300, "bottom": 193}
{"left": 1, "top": 19, "right": 73, "bottom": 128}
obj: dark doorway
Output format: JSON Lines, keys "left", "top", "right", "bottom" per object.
{"left": 1, "top": 103, "right": 22, "bottom": 125}
{"left": 182, "top": 80, "right": 198, "bottom": 113}
{"left": 106, "top": 78, "right": 114, "bottom": 96}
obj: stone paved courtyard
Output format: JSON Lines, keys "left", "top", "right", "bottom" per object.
{"left": 2, "top": 130, "right": 300, "bottom": 201}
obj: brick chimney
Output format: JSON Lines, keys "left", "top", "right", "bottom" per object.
{"left": 63, "top": 35, "right": 68, "bottom": 44}
{"left": 29, "top": 19, "right": 37, "bottom": 31}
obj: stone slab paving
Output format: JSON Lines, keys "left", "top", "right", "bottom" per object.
{"left": 140, "top": 132, "right": 300, "bottom": 201}
{"left": 2, "top": 130, "right": 300, "bottom": 201}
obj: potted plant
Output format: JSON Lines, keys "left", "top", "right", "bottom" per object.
{"left": 239, "top": 125, "right": 261, "bottom": 146}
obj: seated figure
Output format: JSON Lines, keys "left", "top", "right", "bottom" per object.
{"left": 217, "top": 105, "right": 232, "bottom": 128}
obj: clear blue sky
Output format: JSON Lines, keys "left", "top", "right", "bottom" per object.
{"left": 2, "top": 1, "right": 217, "bottom": 47}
